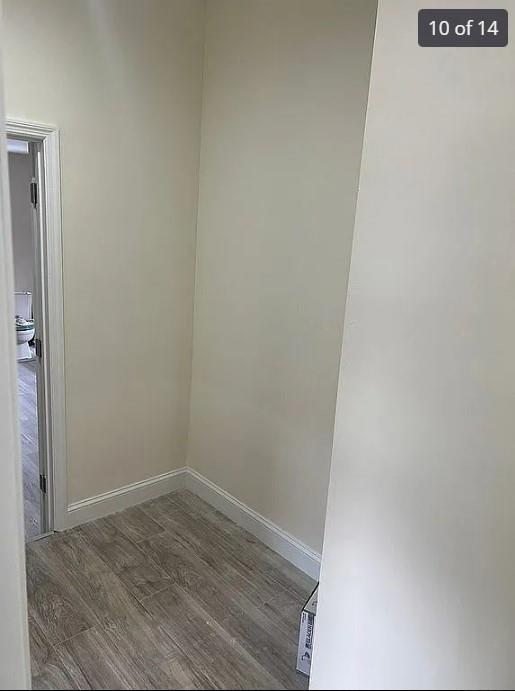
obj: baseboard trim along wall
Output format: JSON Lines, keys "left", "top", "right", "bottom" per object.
{"left": 66, "top": 467, "right": 321, "bottom": 580}
{"left": 185, "top": 469, "right": 321, "bottom": 580}
{"left": 66, "top": 467, "right": 187, "bottom": 528}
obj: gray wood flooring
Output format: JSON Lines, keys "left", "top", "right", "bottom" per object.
{"left": 27, "top": 490, "right": 314, "bottom": 690}
{"left": 18, "top": 359, "right": 41, "bottom": 539}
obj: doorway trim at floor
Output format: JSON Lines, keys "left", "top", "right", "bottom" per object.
{"left": 7, "top": 118, "right": 67, "bottom": 533}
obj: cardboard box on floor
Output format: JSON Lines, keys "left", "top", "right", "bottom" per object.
{"left": 296, "top": 584, "right": 318, "bottom": 677}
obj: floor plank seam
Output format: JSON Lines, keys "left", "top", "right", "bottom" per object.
{"left": 48, "top": 624, "right": 98, "bottom": 651}
{"left": 137, "top": 583, "right": 173, "bottom": 602}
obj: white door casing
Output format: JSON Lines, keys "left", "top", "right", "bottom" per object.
{"left": 7, "top": 118, "right": 67, "bottom": 532}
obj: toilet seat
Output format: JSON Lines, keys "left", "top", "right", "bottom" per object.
{"left": 16, "top": 319, "right": 34, "bottom": 332}
{"left": 15, "top": 317, "right": 35, "bottom": 361}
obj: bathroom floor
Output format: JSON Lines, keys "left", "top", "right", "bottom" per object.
{"left": 27, "top": 490, "right": 312, "bottom": 689}
{"left": 18, "top": 358, "right": 40, "bottom": 539}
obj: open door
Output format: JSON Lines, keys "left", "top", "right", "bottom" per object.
{"left": 28, "top": 140, "right": 50, "bottom": 536}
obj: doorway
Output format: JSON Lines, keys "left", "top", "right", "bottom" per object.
{"left": 6, "top": 119, "right": 66, "bottom": 539}
{"left": 9, "top": 137, "right": 47, "bottom": 538}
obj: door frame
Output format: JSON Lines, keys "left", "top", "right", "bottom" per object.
{"left": 7, "top": 118, "right": 67, "bottom": 533}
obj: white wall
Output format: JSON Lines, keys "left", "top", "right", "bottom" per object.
{"left": 8, "top": 152, "right": 33, "bottom": 296}
{"left": 0, "top": 18, "right": 31, "bottom": 683}
{"left": 311, "top": 1, "right": 515, "bottom": 688}
{"left": 188, "top": 0, "right": 377, "bottom": 552}
{"left": 3, "top": 0, "right": 205, "bottom": 503}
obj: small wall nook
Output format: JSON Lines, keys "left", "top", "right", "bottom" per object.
{"left": 0, "top": 5, "right": 379, "bottom": 685}
{"left": 3, "top": 0, "right": 376, "bottom": 567}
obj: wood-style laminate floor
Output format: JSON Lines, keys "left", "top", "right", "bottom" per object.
{"left": 18, "top": 359, "right": 41, "bottom": 539}
{"left": 27, "top": 490, "right": 314, "bottom": 690}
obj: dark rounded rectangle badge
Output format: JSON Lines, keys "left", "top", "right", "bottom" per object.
{"left": 418, "top": 9, "right": 508, "bottom": 46}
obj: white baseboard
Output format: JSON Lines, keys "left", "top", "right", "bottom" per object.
{"left": 65, "top": 467, "right": 187, "bottom": 528}
{"left": 185, "top": 468, "right": 321, "bottom": 580}
{"left": 65, "top": 465, "right": 320, "bottom": 580}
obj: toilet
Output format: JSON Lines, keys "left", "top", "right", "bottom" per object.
{"left": 15, "top": 292, "right": 35, "bottom": 361}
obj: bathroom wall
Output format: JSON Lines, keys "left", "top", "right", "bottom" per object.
{"left": 3, "top": 0, "right": 205, "bottom": 502}
{"left": 311, "top": 0, "right": 515, "bottom": 687}
{"left": 8, "top": 152, "right": 33, "bottom": 297}
{"left": 188, "top": 0, "right": 377, "bottom": 552}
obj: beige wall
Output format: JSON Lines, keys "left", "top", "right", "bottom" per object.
{"left": 3, "top": 0, "right": 205, "bottom": 502}
{"left": 188, "top": 0, "right": 376, "bottom": 552}
{"left": 312, "top": 0, "right": 515, "bottom": 688}
{"left": 8, "top": 152, "right": 33, "bottom": 296}
{"left": 0, "top": 53, "right": 31, "bottom": 688}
